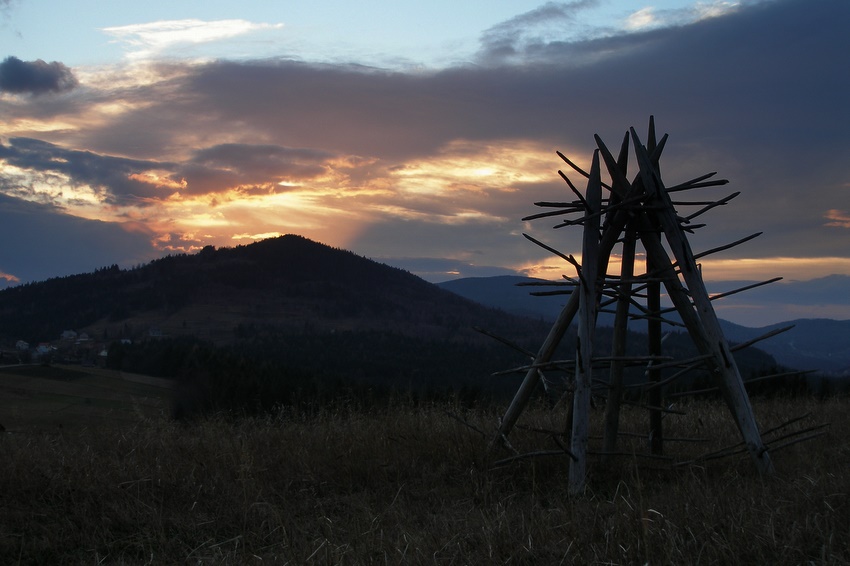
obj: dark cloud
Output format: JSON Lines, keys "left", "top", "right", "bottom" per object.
{"left": 0, "top": 56, "right": 78, "bottom": 95}
{"left": 0, "top": 136, "right": 340, "bottom": 202}
{"left": 353, "top": 0, "right": 850, "bottom": 266}
{"left": 3, "top": 0, "right": 848, "bottom": 287}
{"left": 192, "top": 143, "right": 332, "bottom": 173}
{"left": 351, "top": 217, "right": 542, "bottom": 277}
{"left": 0, "top": 193, "right": 159, "bottom": 284}
{"left": 178, "top": 143, "right": 335, "bottom": 194}
{"left": 145, "top": 0, "right": 842, "bottom": 172}
{"left": 0, "top": 137, "right": 174, "bottom": 205}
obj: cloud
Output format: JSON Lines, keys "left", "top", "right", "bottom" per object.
{"left": 825, "top": 210, "right": 850, "bottom": 229}
{"left": 476, "top": 0, "right": 745, "bottom": 66}
{"left": 102, "top": 19, "right": 284, "bottom": 61}
{"left": 179, "top": 143, "right": 335, "bottom": 195}
{"left": 0, "top": 137, "right": 175, "bottom": 205}
{"left": 0, "top": 0, "right": 17, "bottom": 18}
{"left": 624, "top": 7, "right": 659, "bottom": 31}
{"left": 477, "top": 1, "right": 599, "bottom": 64}
{"left": 0, "top": 271, "right": 19, "bottom": 290}
{"left": 153, "top": 231, "right": 209, "bottom": 254}
{"left": 0, "top": 193, "right": 159, "bottom": 284}
{"left": 352, "top": 215, "right": 540, "bottom": 278}
{"left": 624, "top": 1, "right": 742, "bottom": 31}
{"left": 0, "top": 56, "right": 78, "bottom": 95}
{"left": 1, "top": 0, "right": 848, "bottom": 286}
{"left": 0, "top": 136, "right": 346, "bottom": 206}
{"left": 377, "top": 257, "right": 520, "bottom": 283}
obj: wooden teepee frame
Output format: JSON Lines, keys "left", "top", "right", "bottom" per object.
{"left": 491, "top": 117, "right": 776, "bottom": 494}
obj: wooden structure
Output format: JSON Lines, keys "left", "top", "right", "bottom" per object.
{"left": 491, "top": 118, "right": 778, "bottom": 494}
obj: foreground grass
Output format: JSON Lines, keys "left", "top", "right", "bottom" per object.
{"left": 0, "top": 396, "right": 848, "bottom": 564}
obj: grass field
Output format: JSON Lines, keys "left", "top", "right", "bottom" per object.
{"left": 0, "top": 364, "right": 173, "bottom": 431}
{"left": 0, "top": 384, "right": 847, "bottom": 564}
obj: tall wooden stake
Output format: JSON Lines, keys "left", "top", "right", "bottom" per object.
{"left": 569, "top": 150, "right": 602, "bottom": 494}
{"left": 630, "top": 127, "right": 774, "bottom": 475}
{"left": 490, "top": 289, "right": 579, "bottom": 452}
{"left": 602, "top": 227, "right": 636, "bottom": 455}
{"left": 645, "top": 115, "right": 664, "bottom": 456}
{"left": 647, "top": 274, "right": 663, "bottom": 455}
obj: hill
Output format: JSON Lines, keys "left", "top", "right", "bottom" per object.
{"left": 438, "top": 275, "right": 569, "bottom": 322}
{"left": 0, "top": 236, "right": 794, "bottom": 416}
{"left": 0, "top": 235, "right": 539, "bottom": 346}
{"left": 719, "top": 318, "right": 850, "bottom": 376}
{"left": 0, "top": 236, "right": 559, "bottom": 413}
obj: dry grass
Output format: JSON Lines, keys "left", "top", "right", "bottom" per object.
{"left": 0, "top": 396, "right": 848, "bottom": 564}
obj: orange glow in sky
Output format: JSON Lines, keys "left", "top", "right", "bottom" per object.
{"left": 0, "top": 0, "right": 847, "bottom": 293}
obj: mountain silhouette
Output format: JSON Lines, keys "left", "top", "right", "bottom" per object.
{"left": 0, "top": 236, "right": 798, "bottom": 411}
{"left": 0, "top": 235, "right": 551, "bottom": 346}
{"left": 438, "top": 275, "right": 850, "bottom": 376}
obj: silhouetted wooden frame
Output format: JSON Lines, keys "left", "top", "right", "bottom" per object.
{"left": 491, "top": 117, "right": 775, "bottom": 494}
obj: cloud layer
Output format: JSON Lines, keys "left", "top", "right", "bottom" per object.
{"left": 0, "top": 0, "right": 848, "bottom": 300}
{"left": 102, "top": 19, "right": 284, "bottom": 61}
{"left": 0, "top": 56, "right": 78, "bottom": 95}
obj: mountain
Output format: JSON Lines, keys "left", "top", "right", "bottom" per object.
{"left": 0, "top": 236, "right": 559, "bottom": 411}
{"left": 708, "top": 275, "right": 850, "bottom": 308}
{"left": 0, "top": 238, "right": 798, "bottom": 413}
{"left": 438, "top": 275, "right": 850, "bottom": 375}
{"left": 436, "top": 275, "right": 568, "bottom": 322}
{"left": 0, "top": 236, "right": 541, "bottom": 346}
{"left": 719, "top": 319, "right": 850, "bottom": 376}
{"left": 706, "top": 275, "right": 850, "bottom": 327}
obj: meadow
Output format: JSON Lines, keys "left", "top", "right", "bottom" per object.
{"left": 0, "top": 366, "right": 847, "bottom": 564}
{"left": 0, "top": 364, "right": 172, "bottom": 431}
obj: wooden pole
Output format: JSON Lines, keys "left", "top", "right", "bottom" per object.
{"left": 492, "top": 128, "right": 667, "bottom": 454}
{"left": 569, "top": 150, "right": 602, "bottom": 495}
{"left": 644, "top": 117, "right": 664, "bottom": 455}
{"left": 602, "top": 227, "right": 636, "bottom": 456}
{"left": 630, "top": 128, "right": 774, "bottom": 475}
{"left": 489, "top": 288, "right": 579, "bottom": 452}
{"left": 647, "top": 273, "right": 664, "bottom": 455}
{"left": 602, "top": 131, "right": 632, "bottom": 457}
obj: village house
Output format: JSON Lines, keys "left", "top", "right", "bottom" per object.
{"left": 60, "top": 330, "right": 77, "bottom": 341}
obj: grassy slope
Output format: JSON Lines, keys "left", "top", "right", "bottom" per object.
{"left": 0, "top": 364, "right": 172, "bottom": 430}
{"left": 0, "top": 396, "right": 847, "bottom": 564}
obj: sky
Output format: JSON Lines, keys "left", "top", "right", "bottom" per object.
{"left": 0, "top": 0, "right": 848, "bottom": 324}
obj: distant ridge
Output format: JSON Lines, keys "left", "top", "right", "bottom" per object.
{"left": 438, "top": 275, "right": 850, "bottom": 375}
{"left": 437, "top": 275, "right": 567, "bottom": 321}
{"left": 719, "top": 318, "right": 850, "bottom": 375}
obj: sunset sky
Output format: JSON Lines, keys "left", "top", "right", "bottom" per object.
{"left": 0, "top": 0, "right": 848, "bottom": 302}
